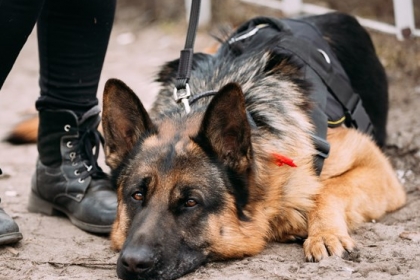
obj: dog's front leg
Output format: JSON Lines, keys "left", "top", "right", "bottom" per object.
{"left": 303, "top": 127, "right": 406, "bottom": 262}
{"left": 303, "top": 174, "right": 358, "bottom": 261}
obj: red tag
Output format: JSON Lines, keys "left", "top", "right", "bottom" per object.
{"left": 272, "top": 153, "right": 297, "bottom": 167}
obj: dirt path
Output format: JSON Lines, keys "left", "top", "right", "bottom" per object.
{"left": 1, "top": 13, "right": 419, "bottom": 280}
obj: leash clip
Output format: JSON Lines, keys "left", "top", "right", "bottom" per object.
{"left": 173, "top": 83, "right": 191, "bottom": 113}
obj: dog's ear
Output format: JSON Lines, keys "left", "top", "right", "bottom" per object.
{"left": 102, "top": 79, "right": 156, "bottom": 170}
{"left": 196, "top": 82, "right": 252, "bottom": 173}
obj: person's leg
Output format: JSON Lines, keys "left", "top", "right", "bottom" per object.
{"left": 0, "top": 0, "right": 45, "bottom": 245}
{"left": 28, "top": 0, "right": 118, "bottom": 233}
{"left": 35, "top": 0, "right": 116, "bottom": 115}
{"left": 0, "top": 0, "right": 44, "bottom": 87}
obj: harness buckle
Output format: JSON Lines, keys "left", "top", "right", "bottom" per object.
{"left": 312, "top": 135, "right": 330, "bottom": 176}
{"left": 312, "top": 135, "right": 330, "bottom": 160}
{"left": 344, "top": 94, "right": 373, "bottom": 135}
{"left": 173, "top": 83, "right": 191, "bottom": 113}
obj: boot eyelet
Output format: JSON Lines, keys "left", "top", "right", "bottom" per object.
{"left": 78, "top": 178, "right": 85, "bottom": 183}
{"left": 69, "top": 152, "right": 76, "bottom": 160}
{"left": 64, "top": 124, "right": 71, "bottom": 132}
{"left": 72, "top": 162, "right": 77, "bottom": 166}
{"left": 74, "top": 170, "right": 80, "bottom": 176}
{"left": 66, "top": 141, "right": 73, "bottom": 148}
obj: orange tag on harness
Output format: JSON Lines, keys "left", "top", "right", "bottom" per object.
{"left": 273, "top": 153, "right": 297, "bottom": 167}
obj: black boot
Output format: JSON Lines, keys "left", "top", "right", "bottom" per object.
{"left": 0, "top": 196, "right": 23, "bottom": 246}
{"left": 28, "top": 106, "right": 117, "bottom": 234}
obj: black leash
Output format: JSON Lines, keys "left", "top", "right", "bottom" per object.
{"left": 173, "top": 0, "right": 202, "bottom": 113}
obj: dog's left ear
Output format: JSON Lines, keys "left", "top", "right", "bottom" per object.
{"left": 196, "top": 82, "right": 252, "bottom": 173}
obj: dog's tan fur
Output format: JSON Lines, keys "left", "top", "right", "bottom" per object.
{"left": 4, "top": 115, "right": 38, "bottom": 144}
{"left": 167, "top": 125, "right": 406, "bottom": 261}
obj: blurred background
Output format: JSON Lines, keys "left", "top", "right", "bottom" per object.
{"left": 114, "top": 0, "right": 420, "bottom": 81}
{"left": 116, "top": 0, "right": 420, "bottom": 27}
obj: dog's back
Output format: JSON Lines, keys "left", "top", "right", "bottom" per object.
{"left": 152, "top": 12, "right": 387, "bottom": 149}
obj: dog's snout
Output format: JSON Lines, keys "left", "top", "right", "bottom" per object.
{"left": 120, "top": 246, "right": 155, "bottom": 274}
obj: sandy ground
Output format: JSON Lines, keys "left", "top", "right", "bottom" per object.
{"left": 1, "top": 9, "right": 420, "bottom": 280}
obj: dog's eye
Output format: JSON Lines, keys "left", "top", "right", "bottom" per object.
{"left": 184, "top": 199, "right": 197, "bottom": 208}
{"left": 132, "top": 191, "right": 144, "bottom": 202}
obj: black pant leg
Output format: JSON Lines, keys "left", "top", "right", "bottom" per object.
{"left": 0, "top": 0, "right": 45, "bottom": 88}
{"left": 35, "top": 0, "right": 116, "bottom": 116}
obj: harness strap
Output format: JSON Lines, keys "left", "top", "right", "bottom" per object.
{"left": 276, "top": 20, "right": 373, "bottom": 174}
{"left": 279, "top": 19, "right": 373, "bottom": 134}
{"left": 277, "top": 34, "right": 372, "bottom": 134}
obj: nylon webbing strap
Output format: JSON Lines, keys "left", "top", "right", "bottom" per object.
{"left": 174, "top": 0, "right": 201, "bottom": 92}
{"left": 277, "top": 36, "right": 372, "bottom": 133}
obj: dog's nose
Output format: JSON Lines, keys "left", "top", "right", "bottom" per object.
{"left": 120, "top": 246, "right": 155, "bottom": 274}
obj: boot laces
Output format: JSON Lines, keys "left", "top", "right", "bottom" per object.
{"left": 76, "top": 127, "right": 107, "bottom": 180}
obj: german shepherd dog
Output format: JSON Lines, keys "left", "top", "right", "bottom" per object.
{"left": 101, "top": 13, "right": 406, "bottom": 280}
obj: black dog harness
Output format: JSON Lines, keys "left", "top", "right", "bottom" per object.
{"left": 226, "top": 17, "right": 373, "bottom": 175}
{"left": 174, "top": 3, "right": 372, "bottom": 175}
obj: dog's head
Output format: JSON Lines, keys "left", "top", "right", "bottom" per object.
{"left": 102, "top": 79, "right": 263, "bottom": 280}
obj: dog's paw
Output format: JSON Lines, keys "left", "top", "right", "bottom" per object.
{"left": 303, "top": 232, "right": 356, "bottom": 262}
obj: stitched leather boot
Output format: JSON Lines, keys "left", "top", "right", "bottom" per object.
{"left": 0, "top": 207, "right": 22, "bottom": 246}
{"left": 28, "top": 106, "right": 117, "bottom": 234}
{"left": 0, "top": 181, "right": 23, "bottom": 245}
{"left": 0, "top": 207, "right": 23, "bottom": 245}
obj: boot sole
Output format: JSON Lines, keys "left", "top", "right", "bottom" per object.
{"left": 0, "top": 232, "right": 23, "bottom": 246}
{"left": 27, "top": 191, "right": 112, "bottom": 234}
